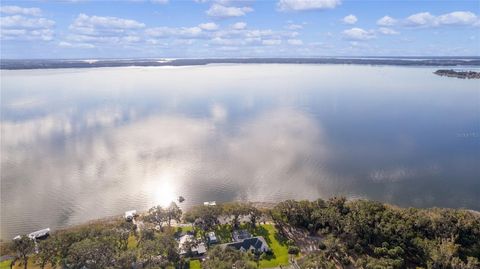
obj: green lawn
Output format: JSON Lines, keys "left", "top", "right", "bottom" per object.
{"left": 127, "top": 234, "right": 138, "bottom": 249}
{"left": 180, "top": 225, "right": 194, "bottom": 233}
{"left": 0, "top": 260, "right": 11, "bottom": 269}
{"left": 255, "top": 224, "right": 290, "bottom": 268}
{"left": 189, "top": 259, "right": 201, "bottom": 269}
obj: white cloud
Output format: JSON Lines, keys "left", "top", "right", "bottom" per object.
{"left": 0, "top": 5, "right": 42, "bottom": 16}
{"left": 377, "top": 15, "right": 397, "bottom": 26}
{"left": 342, "top": 14, "right": 357, "bottom": 24}
{"left": 404, "top": 11, "right": 478, "bottom": 27}
{"left": 342, "top": 27, "right": 375, "bottom": 40}
{"left": 377, "top": 27, "right": 399, "bottom": 35}
{"left": 277, "top": 0, "right": 341, "bottom": 11}
{"left": 65, "top": 14, "right": 145, "bottom": 45}
{"left": 198, "top": 22, "right": 219, "bottom": 31}
{"left": 71, "top": 13, "right": 145, "bottom": 32}
{"left": 287, "top": 39, "right": 303, "bottom": 45}
{"left": 206, "top": 4, "right": 253, "bottom": 18}
{"left": 405, "top": 12, "right": 436, "bottom": 27}
{"left": 0, "top": 15, "right": 55, "bottom": 41}
{"left": 285, "top": 23, "right": 303, "bottom": 30}
{"left": 58, "top": 41, "right": 95, "bottom": 49}
{"left": 232, "top": 22, "right": 247, "bottom": 30}
{"left": 262, "top": 39, "right": 281, "bottom": 45}
{"left": 151, "top": 0, "right": 169, "bottom": 4}
{"left": 145, "top": 26, "right": 204, "bottom": 39}
{"left": 437, "top": 11, "right": 478, "bottom": 25}
{"left": 0, "top": 15, "right": 54, "bottom": 29}
{"left": 1, "top": 28, "right": 54, "bottom": 41}
{"left": 244, "top": 29, "right": 275, "bottom": 38}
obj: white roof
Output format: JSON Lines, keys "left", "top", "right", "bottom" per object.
{"left": 196, "top": 242, "right": 207, "bottom": 254}
{"left": 203, "top": 201, "right": 216, "bottom": 206}
{"left": 207, "top": 232, "right": 217, "bottom": 241}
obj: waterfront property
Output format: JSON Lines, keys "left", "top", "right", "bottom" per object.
{"left": 224, "top": 236, "right": 269, "bottom": 254}
{"left": 178, "top": 234, "right": 207, "bottom": 256}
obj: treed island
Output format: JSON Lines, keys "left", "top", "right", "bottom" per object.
{"left": 434, "top": 70, "right": 480, "bottom": 79}
{"left": 1, "top": 198, "right": 479, "bottom": 269}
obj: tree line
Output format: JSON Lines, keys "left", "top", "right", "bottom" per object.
{"left": 4, "top": 198, "right": 480, "bottom": 269}
{"left": 271, "top": 197, "right": 480, "bottom": 269}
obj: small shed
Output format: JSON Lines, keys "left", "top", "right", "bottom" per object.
{"left": 207, "top": 231, "right": 218, "bottom": 244}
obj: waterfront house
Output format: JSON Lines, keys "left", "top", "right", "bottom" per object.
{"left": 223, "top": 236, "right": 269, "bottom": 254}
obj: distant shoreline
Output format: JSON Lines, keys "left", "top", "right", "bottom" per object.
{"left": 2, "top": 57, "right": 480, "bottom": 70}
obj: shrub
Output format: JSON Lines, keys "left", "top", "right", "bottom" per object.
{"left": 288, "top": 246, "right": 300, "bottom": 255}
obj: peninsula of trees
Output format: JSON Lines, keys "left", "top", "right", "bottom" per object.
{"left": 434, "top": 69, "right": 480, "bottom": 79}
{"left": 2, "top": 198, "right": 479, "bottom": 269}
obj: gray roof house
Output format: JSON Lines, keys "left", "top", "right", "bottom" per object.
{"left": 232, "top": 229, "right": 252, "bottom": 242}
{"left": 224, "top": 236, "right": 269, "bottom": 254}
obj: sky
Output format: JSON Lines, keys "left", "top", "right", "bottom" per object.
{"left": 0, "top": 0, "right": 479, "bottom": 59}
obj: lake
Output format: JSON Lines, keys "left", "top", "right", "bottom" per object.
{"left": 1, "top": 64, "right": 479, "bottom": 240}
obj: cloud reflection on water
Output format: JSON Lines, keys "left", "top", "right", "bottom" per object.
{"left": 1, "top": 64, "right": 479, "bottom": 239}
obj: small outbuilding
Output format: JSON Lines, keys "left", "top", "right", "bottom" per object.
{"left": 207, "top": 231, "right": 218, "bottom": 244}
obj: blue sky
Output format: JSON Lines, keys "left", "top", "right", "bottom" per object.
{"left": 1, "top": 0, "right": 479, "bottom": 59}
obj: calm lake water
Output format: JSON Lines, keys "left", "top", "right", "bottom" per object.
{"left": 1, "top": 64, "right": 479, "bottom": 239}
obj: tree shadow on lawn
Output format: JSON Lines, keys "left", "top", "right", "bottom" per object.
{"left": 261, "top": 252, "right": 278, "bottom": 262}
{"left": 253, "top": 225, "right": 288, "bottom": 247}
{"left": 253, "top": 226, "right": 271, "bottom": 244}
{"left": 274, "top": 231, "right": 288, "bottom": 246}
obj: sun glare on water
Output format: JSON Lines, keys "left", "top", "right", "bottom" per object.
{"left": 146, "top": 172, "right": 178, "bottom": 207}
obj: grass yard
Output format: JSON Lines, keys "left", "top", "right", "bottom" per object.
{"left": 0, "top": 260, "right": 11, "bottom": 269}
{"left": 189, "top": 259, "right": 201, "bottom": 269}
{"left": 127, "top": 234, "right": 138, "bottom": 249}
{"left": 1, "top": 259, "right": 55, "bottom": 269}
{"left": 255, "top": 224, "right": 290, "bottom": 268}
{"left": 180, "top": 225, "right": 194, "bottom": 233}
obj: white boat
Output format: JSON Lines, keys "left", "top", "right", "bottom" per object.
{"left": 28, "top": 228, "right": 50, "bottom": 239}
{"left": 203, "top": 201, "right": 216, "bottom": 206}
